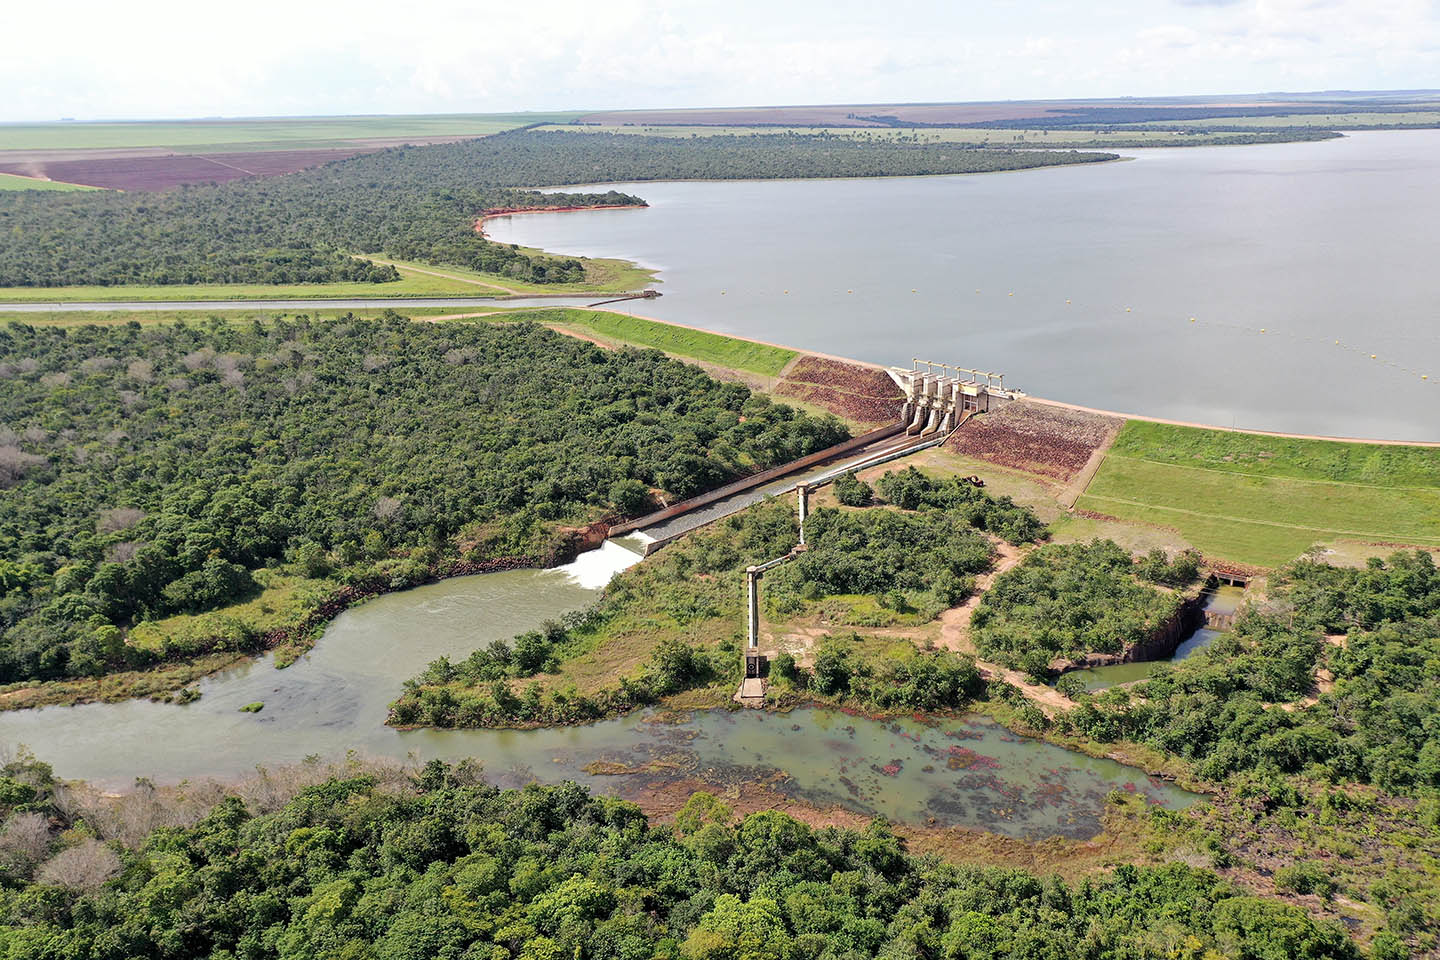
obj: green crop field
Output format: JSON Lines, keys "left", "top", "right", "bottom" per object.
{"left": 552, "top": 310, "right": 796, "bottom": 377}
{"left": 0, "top": 113, "right": 584, "bottom": 152}
{"left": 1077, "top": 422, "right": 1440, "bottom": 567}
{"left": 0, "top": 172, "right": 98, "bottom": 191}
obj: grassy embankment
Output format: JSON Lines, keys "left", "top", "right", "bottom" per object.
{"left": 1076, "top": 421, "right": 1440, "bottom": 568}
{"left": 0, "top": 173, "right": 99, "bottom": 191}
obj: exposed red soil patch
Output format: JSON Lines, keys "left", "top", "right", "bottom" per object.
{"left": 475, "top": 203, "right": 645, "bottom": 237}
{"left": 774, "top": 356, "right": 902, "bottom": 425}
{"left": 1203, "top": 558, "right": 1266, "bottom": 580}
{"left": 948, "top": 400, "right": 1122, "bottom": 482}
{"left": 0, "top": 148, "right": 370, "bottom": 191}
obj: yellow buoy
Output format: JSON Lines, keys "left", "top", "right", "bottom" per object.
{"left": 911, "top": 288, "right": 917, "bottom": 293}
{"left": 1371, "top": 354, "right": 1377, "bottom": 359}
{"left": 1125, "top": 307, "right": 1131, "bottom": 312}
{"left": 1008, "top": 292, "right": 1014, "bottom": 297}
{"left": 1259, "top": 328, "right": 1266, "bottom": 333}
{"left": 1423, "top": 374, "right": 1430, "bottom": 380}
{"left": 1066, "top": 299, "right": 1072, "bottom": 304}
{"left": 1189, "top": 317, "right": 1196, "bottom": 322}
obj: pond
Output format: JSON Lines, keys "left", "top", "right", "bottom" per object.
{"left": 0, "top": 544, "right": 1195, "bottom": 836}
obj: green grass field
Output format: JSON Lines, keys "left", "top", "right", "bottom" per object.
{"left": 545, "top": 310, "right": 796, "bottom": 377}
{"left": 1077, "top": 422, "right": 1440, "bottom": 567}
{"left": 0, "top": 172, "right": 98, "bottom": 191}
{"left": 1107, "top": 421, "right": 1440, "bottom": 486}
{"left": 0, "top": 113, "right": 584, "bottom": 152}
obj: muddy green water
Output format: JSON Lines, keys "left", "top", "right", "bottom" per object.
{"left": 0, "top": 542, "right": 1194, "bottom": 836}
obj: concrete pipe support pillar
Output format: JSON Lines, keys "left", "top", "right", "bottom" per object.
{"left": 746, "top": 568, "right": 760, "bottom": 649}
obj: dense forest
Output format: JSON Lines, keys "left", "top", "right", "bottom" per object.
{"left": 0, "top": 131, "right": 1116, "bottom": 288}
{"left": 0, "top": 754, "right": 1361, "bottom": 960}
{"left": 1056, "top": 551, "right": 1440, "bottom": 792}
{"left": 0, "top": 315, "right": 847, "bottom": 683}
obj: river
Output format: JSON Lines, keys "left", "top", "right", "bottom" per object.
{"left": 486, "top": 130, "right": 1440, "bottom": 442}
{"left": 0, "top": 538, "right": 1193, "bottom": 836}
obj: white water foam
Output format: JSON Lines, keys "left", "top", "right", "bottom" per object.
{"left": 553, "top": 538, "right": 647, "bottom": 590}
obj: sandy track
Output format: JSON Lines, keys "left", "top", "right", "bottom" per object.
{"left": 931, "top": 541, "right": 1075, "bottom": 716}
{"left": 937, "top": 541, "right": 1026, "bottom": 652}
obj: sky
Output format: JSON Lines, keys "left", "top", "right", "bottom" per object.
{"left": 5, "top": 0, "right": 1440, "bottom": 122}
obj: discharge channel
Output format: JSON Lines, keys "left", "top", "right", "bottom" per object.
{"left": 0, "top": 541, "right": 1194, "bottom": 837}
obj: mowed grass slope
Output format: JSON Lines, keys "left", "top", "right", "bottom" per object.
{"left": 0, "top": 173, "right": 98, "bottom": 191}
{"left": 549, "top": 310, "right": 797, "bottom": 377}
{"left": 1077, "top": 422, "right": 1440, "bottom": 567}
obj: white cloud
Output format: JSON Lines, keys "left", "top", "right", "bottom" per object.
{"left": 2, "top": 0, "right": 1437, "bottom": 120}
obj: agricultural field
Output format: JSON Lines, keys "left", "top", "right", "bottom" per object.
{"left": 0, "top": 172, "right": 97, "bottom": 191}
{"left": 0, "top": 113, "right": 580, "bottom": 152}
{"left": 1135, "top": 110, "right": 1440, "bottom": 129}
{"left": 1076, "top": 421, "right": 1440, "bottom": 567}
{"left": 0, "top": 113, "right": 584, "bottom": 190}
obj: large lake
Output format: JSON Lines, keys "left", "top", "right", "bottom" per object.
{"left": 488, "top": 131, "right": 1440, "bottom": 441}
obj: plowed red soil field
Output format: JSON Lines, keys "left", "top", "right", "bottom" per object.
{"left": 947, "top": 400, "right": 1120, "bottom": 482}
{"left": 0, "top": 148, "right": 369, "bottom": 190}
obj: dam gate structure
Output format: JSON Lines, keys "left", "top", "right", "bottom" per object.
{"left": 891, "top": 359, "right": 1019, "bottom": 437}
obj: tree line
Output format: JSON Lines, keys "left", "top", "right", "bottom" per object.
{"left": 0, "top": 756, "right": 1363, "bottom": 960}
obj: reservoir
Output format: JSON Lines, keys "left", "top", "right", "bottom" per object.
{"left": 487, "top": 131, "right": 1440, "bottom": 442}
{"left": 0, "top": 543, "right": 1193, "bottom": 836}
